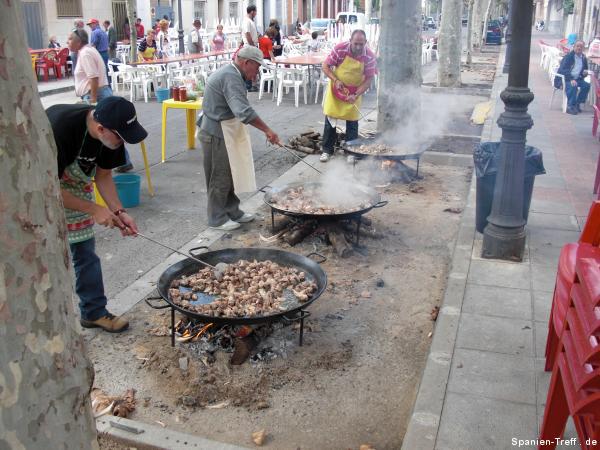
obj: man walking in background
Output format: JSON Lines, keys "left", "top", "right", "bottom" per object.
{"left": 242, "top": 5, "right": 258, "bottom": 91}
{"left": 87, "top": 18, "right": 109, "bottom": 76}
{"left": 103, "top": 20, "right": 117, "bottom": 60}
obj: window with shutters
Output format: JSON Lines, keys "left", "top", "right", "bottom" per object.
{"left": 229, "top": 1, "right": 238, "bottom": 18}
{"left": 56, "top": 0, "right": 82, "bottom": 17}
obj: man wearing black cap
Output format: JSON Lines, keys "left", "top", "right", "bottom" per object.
{"left": 46, "top": 97, "right": 148, "bottom": 333}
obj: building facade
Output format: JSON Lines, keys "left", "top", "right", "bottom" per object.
{"left": 22, "top": 0, "right": 357, "bottom": 50}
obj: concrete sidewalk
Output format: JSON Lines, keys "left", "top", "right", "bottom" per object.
{"left": 402, "top": 32, "right": 597, "bottom": 450}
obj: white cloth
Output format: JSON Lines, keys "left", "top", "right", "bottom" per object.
{"left": 221, "top": 118, "right": 256, "bottom": 193}
{"left": 157, "top": 30, "right": 171, "bottom": 57}
{"left": 242, "top": 16, "right": 258, "bottom": 47}
{"left": 191, "top": 28, "right": 200, "bottom": 43}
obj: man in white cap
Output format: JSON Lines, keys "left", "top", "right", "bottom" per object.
{"left": 197, "top": 46, "right": 281, "bottom": 231}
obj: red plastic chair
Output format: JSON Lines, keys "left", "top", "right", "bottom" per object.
{"left": 36, "top": 50, "right": 61, "bottom": 81}
{"left": 545, "top": 201, "right": 600, "bottom": 371}
{"left": 539, "top": 339, "right": 600, "bottom": 450}
{"left": 540, "top": 271, "right": 600, "bottom": 449}
{"left": 56, "top": 48, "right": 70, "bottom": 77}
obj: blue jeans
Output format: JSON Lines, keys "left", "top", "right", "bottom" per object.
{"left": 82, "top": 87, "right": 132, "bottom": 167}
{"left": 566, "top": 78, "right": 590, "bottom": 108}
{"left": 98, "top": 49, "right": 109, "bottom": 80}
{"left": 69, "top": 238, "right": 109, "bottom": 321}
{"left": 322, "top": 116, "right": 359, "bottom": 155}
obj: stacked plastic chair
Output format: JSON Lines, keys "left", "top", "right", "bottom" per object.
{"left": 545, "top": 201, "right": 600, "bottom": 371}
{"left": 539, "top": 257, "right": 600, "bottom": 449}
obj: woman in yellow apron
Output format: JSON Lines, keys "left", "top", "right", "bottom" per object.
{"left": 319, "top": 30, "right": 378, "bottom": 162}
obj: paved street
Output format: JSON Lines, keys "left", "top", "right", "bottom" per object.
{"left": 402, "top": 31, "right": 595, "bottom": 449}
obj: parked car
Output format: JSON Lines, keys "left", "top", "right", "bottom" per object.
{"left": 485, "top": 19, "right": 503, "bottom": 45}
{"left": 462, "top": 17, "right": 468, "bottom": 26}
{"left": 426, "top": 17, "right": 436, "bottom": 29}
{"left": 305, "top": 18, "right": 336, "bottom": 35}
{"left": 336, "top": 12, "right": 367, "bottom": 28}
{"left": 369, "top": 17, "right": 380, "bottom": 25}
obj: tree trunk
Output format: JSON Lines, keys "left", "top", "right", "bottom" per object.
{"left": 578, "top": 0, "right": 588, "bottom": 38}
{"left": 481, "top": 0, "right": 493, "bottom": 47}
{"left": 0, "top": 1, "right": 98, "bottom": 448}
{"left": 437, "top": 0, "right": 463, "bottom": 86}
{"left": 466, "top": 0, "right": 475, "bottom": 65}
{"left": 377, "top": 0, "right": 422, "bottom": 132}
{"left": 471, "top": 0, "right": 484, "bottom": 48}
{"left": 127, "top": 0, "right": 137, "bottom": 63}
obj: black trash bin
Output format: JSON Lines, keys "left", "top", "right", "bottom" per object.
{"left": 474, "top": 142, "right": 546, "bottom": 234}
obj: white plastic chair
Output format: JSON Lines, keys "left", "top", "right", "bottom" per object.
{"left": 314, "top": 69, "right": 329, "bottom": 104}
{"left": 124, "top": 67, "right": 154, "bottom": 103}
{"left": 549, "top": 70, "right": 568, "bottom": 113}
{"left": 259, "top": 63, "right": 277, "bottom": 100}
{"left": 276, "top": 67, "right": 308, "bottom": 107}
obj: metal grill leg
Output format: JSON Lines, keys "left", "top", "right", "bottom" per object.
{"left": 416, "top": 157, "right": 420, "bottom": 177}
{"left": 299, "top": 311, "right": 305, "bottom": 346}
{"left": 356, "top": 217, "right": 362, "bottom": 246}
{"left": 171, "top": 308, "right": 175, "bottom": 347}
{"left": 271, "top": 209, "right": 275, "bottom": 232}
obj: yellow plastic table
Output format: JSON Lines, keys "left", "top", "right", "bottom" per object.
{"left": 161, "top": 98, "right": 203, "bottom": 162}
{"left": 94, "top": 140, "right": 154, "bottom": 206}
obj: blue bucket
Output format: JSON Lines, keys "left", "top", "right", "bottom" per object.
{"left": 113, "top": 173, "right": 141, "bottom": 208}
{"left": 156, "top": 87, "right": 170, "bottom": 103}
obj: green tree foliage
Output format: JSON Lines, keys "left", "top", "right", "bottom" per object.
{"left": 564, "top": 0, "right": 574, "bottom": 14}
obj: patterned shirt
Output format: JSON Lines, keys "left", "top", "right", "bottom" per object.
{"left": 325, "top": 41, "right": 378, "bottom": 77}
{"left": 138, "top": 38, "right": 157, "bottom": 59}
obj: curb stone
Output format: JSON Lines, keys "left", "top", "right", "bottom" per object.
{"left": 400, "top": 47, "right": 507, "bottom": 450}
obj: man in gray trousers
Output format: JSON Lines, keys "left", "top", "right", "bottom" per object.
{"left": 197, "top": 46, "right": 281, "bottom": 231}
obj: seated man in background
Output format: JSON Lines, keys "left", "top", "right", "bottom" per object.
{"left": 555, "top": 40, "right": 590, "bottom": 115}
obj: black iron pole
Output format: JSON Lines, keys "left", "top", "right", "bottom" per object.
{"left": 177, "top": 0, "right": 185, "bottom": 54}
{"left": 481, "top": 0, "right": 535, "bottom": 261}
{"left": 502, "top": 0, "right": 513, "bottom": 74}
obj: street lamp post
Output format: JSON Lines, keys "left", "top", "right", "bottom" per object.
{"left": 502, "top": 0, "right": 513, "bottom": 74}
{"left": 481, "top": 0, "right": 534, "bottom": 261}
{"left": 177, "top": 0, "right": 185, "bottom": 54}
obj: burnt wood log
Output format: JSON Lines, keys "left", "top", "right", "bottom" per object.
{"left": 272, "top": 216, "right": 294, "bottom": 233}
{"left": 283, "top": 221, "right": 316, "bottom": 246}
{"left": 326, "top": 225, "right": 354, "bottom": 258}
{"left": 341, "top": 221, "right": 384, "bottom": 239}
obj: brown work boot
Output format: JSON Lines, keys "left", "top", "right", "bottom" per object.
{"left": 80, "top": 313, "right": 129, "bottom": 333}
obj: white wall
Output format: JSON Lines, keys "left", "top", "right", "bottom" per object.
{"left": 44, "top": 0, "right": 118, "bottom": 46}
{"left": 137, "top": 0, "right": 152, "bottom": 34}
